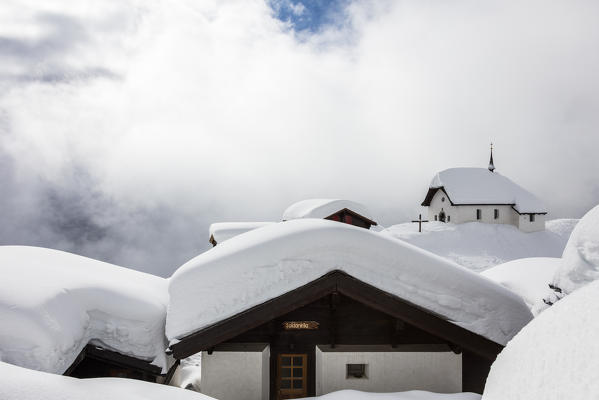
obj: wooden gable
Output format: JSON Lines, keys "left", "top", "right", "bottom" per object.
{"left": 324, "top": 208, "right": 377, "bottom": 229}
{"left": 64, "top": 344, "right": 165, "bottom": 382}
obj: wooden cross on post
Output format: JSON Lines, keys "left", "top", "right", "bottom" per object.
{"left": 411, "top": 214, "right": 429, "bottom": 233}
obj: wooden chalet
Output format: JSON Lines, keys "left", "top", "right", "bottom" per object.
{"left": 169, "top": 270, "right": 502, "bottom": 399}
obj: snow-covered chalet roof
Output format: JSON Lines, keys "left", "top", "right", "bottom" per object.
{"left": 209, "top": 222, "right": 274, "bottom": 245}
{"left": 283, "top": 199, "right": 376, "bottom": 223}
{"left": 167, "top": 219, "right": 532, "bottom": 346}
{"left": 422, "top": 168, "right": 547, "bottom": 214}
{"left": 0, "top": 246, "right": 169, "bottom": 374}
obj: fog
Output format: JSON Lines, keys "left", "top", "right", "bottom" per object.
{"left": 1, "top": 0, "right": 598, "bottom": 276}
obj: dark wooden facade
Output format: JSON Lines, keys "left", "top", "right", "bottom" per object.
{"left": 171, "top": 271, "right": 502, "bottom": 397}
{"left": 324, "top": 208, "right": 377, "bottom": 229}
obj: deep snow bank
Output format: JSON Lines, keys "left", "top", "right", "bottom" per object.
{"left": 482, "top": 279, "right": 599, "bottom": 399}
{"left": 301, "top": 389, "right": 480, "bottom": 400}
{"left": 482, "top": 258, "right": 560, "bottom": 309}
{"left": 167, "top": 219, "right": 532, "bottom": 345}
{"left": 552, "top": 204, "right": 599, "bottom": 294}
{"left": 0, "top": 361, "right": 213, "bottom": 400}
{"left": 383, "top": 219, "right": 576, "bottom": 271}
{"left": 0, "top": 246, "right": 169, "bottom": 374}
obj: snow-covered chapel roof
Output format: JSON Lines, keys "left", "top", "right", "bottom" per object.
{"left": 283, "top": 199, "right": 376, "bottom": 223}
{"left": 422, "top": 168, "right": 547, "bottom": 214}
{"left": 167, "top": 219, "right": 532, "bottom": 346}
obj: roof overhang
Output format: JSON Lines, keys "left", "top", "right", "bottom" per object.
{"left": 169, "top": 270, "right": 502, "bottom": 361}
{"left": 325, "top": 208, "right": 378, "bottom": 226}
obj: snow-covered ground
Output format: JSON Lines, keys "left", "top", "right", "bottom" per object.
{"left": 482, "top": 279, "right": 599, "bottom": 399}
{"left": 300, "top": 390, "right": 480, "bottom": 400}
{"left": 382, "top": 219, "right": 577, "bottom": 272}
{"left": 0, "top": 361, "right": 213, "bottom": 400}
{"left": 168, "top": 219, "right": 531, "bottom": 346}
{"left": 0, "top": 246, "right": 169, "bottom": 374}
{"left": 481, "top": 257, "right": 560, "bottom": 309}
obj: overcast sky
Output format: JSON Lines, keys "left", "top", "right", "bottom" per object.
{"left": 1, "top": 0, "right": 598, "bottom": 277}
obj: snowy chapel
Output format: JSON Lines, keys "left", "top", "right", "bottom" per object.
{"left": 421, "top": 148, "right": 547, "bottom": 232}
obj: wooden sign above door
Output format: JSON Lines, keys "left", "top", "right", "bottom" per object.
{"left": 282, "top": 321, "right": 319, "bottom": 330}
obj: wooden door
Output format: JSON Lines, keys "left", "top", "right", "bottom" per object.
{"left": 277, "top": 354, "right": 307, "bottom": 399}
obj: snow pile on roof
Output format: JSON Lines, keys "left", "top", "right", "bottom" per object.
{"left": 382, "top": 219, "right": 576, "bottom": 272}
{"left": 209, "top": 222, "right": 275, "bottom": 244}
{"left": 0, "top": 361, "right": 213, "bottom": 400}
{"left": 428, "top": 168, "right": 547, "bottom": 213}
{"left": 167, "top": 219, "right": 532, "bottom": 345}
{"left": 551, "top": 204, "right": 599, "bottom": 294}
{"left": 0, "top": 246, "right": 169, "bottom": 374}
{"left": 482, "top": 258, "right": 560, "bottom": 309}
{"left": 283, "top": 199, "right": 375, "bottom": 222}
{"left": 300, "top": 389, "right": 480, "bottom": 400}
{"left": 482, "top": 279, "right": 599, "bottom": 400}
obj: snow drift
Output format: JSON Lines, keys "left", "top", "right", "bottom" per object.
{"left": 382, "top": 219, "right": 576, "bottom": 272}
{"left": 300, "top": 389, "right": 480, "bottom": 400}
{"left": 551, "top": 204, "right": 599, "bottom": 294}
{"left": 0, "top": 361, "right": 212, "bottom": 400}
{"left": 483, "top": 279, "right": 599, "bottom": 399}
{"left": 482, "top": 257, "right": 560, "bottom": 309}
{"left": 0, "top": 246, "right": 169, "bottom": 374}
{"left": 209, "top": 222, "right": 275, "bottom": 244}
{"left": 167, "top": 219, "right": 532, "bottom": 345}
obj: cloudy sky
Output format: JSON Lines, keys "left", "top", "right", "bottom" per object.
{"left": 1, "top": 0, "right": 598, "bottom": 277}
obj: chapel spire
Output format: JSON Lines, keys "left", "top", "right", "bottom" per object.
{"left": 488, "top": 143, "right": 495, "bottom": 172}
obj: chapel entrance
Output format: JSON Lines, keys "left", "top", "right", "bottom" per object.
{"left": 277, "top": 353, "right": 308, "bottom": 399}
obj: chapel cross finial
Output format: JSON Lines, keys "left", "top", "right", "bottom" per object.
{"left": 488, "top": 142, "right": 495, "bottom": 172}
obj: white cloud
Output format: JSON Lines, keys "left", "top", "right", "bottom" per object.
{"left": 0, "top": 0, "right": 598, "bottom": 275}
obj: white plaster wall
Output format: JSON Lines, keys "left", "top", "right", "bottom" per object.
{"left": 200, "top": 350, "right": 268, "bottom": 400}
{"left": 427, "top": 190, "right": 519, "bottom": 227}
{"left": 517, "top": 213, "right": 546, "bottom": 232}
{"left": 316, "top": 349, "right": 462, "bottom": 395}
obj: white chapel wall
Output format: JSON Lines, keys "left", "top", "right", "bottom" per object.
{"left": 427, "top": 190, "right": 519, "bottom": 226}
{"left": 517, "top": 213, "right": 546, "bottom": 232}
{"left": 200, "top": 350, "right": 268, "bottom": 400}
{"left": 315, "top": 348, "right": 462, "bottom": 395}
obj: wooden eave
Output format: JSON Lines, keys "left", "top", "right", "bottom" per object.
{"left": 325, "top": 208, "right": 378, "bottom": 226}
{"left": 63, "top": 344, "right": 163, "bottom": 377}
{"left": 421, "top": 187, "right": 454, "bottom": 206}
{"left": 169, "top": 270, "right": 502, "bottom": 361}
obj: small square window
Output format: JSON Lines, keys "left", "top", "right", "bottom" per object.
{"left": 346, "top": 364, "right": 367, "bottom": 379}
